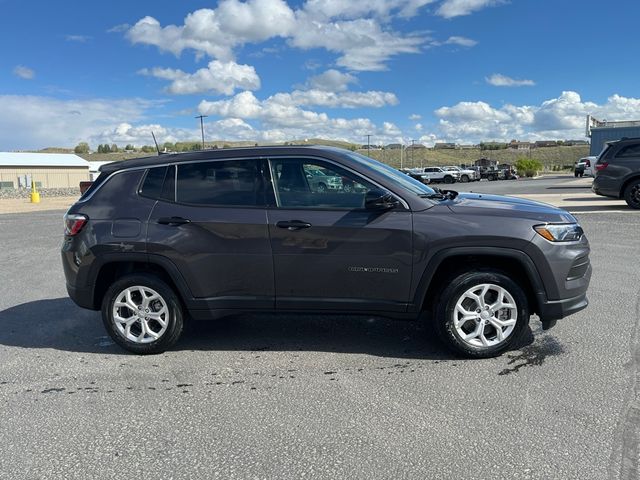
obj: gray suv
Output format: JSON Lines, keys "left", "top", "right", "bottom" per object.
{"left": 592, "top": 137, "right": 640, "bottom": 209}
{"left": 62, "top": 146, "right": 591, "bottom": 358}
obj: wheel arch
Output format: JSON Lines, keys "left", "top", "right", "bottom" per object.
{"left": 90, "top": 254, "right": 193, "bottom": 310}
{"left": 620, "top": 174, "right": 640, "bottom": 198}
{"left": 413, "top": 247, "right": 546, "bottom": 316}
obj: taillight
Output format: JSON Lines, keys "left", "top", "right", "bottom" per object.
{"left": 595, "top": 162, "right": 609, "bottom": 172}
{"left": 64, "top": 214, "right": 88, "bottom": 236}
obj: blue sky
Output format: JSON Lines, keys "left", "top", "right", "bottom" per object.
{"left": 1, "top": 0, "right": 639, "bottom": 150}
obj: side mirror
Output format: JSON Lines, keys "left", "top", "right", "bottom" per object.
{"left": 365, "top": 189, "right": 400, "bottom": 210}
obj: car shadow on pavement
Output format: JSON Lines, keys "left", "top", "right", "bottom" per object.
{"left": 0, "top": 298, "right": 535, "bottom": 360}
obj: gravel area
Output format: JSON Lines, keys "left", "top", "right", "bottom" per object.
{"left": 0, "top": 187, "right": 81, "bottom": 199}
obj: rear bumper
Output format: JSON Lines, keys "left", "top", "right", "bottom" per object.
{"left": 66, "top": 282, "right": 97, "bottom": 310}
{"left": 592, "top": 177, "right": 620, "bottom": 198}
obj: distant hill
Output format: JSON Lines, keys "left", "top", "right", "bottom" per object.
{"left": 359, "top": 145, "right": 590, "bottom": 170}
{"left": 34, "top": 141, "right": 587, "bottom": 171}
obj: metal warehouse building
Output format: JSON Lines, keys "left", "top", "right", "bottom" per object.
{"left": 0, "top": 152, "right": 90, "bottom": 189}
{"left": 587, "top": 116, "right": 640, "bottom": 155}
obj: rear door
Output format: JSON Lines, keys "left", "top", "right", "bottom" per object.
{"left": 266, "top": 156, "right": 413, "bottom": 312}
{"left": 146, "top": 159, "right": 274, "bottom": 310}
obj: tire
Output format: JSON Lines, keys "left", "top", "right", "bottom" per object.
{"left": 433, "top": 270, "right": 529, "bottom": 358}
{"left": 101, "top": 273, "right": 184, "bottom": 354}
{"left": 343, "top": 182, "right": 353, "bottom": 193}
{"left": 444, "top": 175, "right": 454, "bottom": 184}
{"left": 624, "top": 179, "right": 640, "bottom": 209}
{"left": 488, "top": 174, "right": 496, "bottom": 181}
{"left": 461, "top": 174, "right": 470, "bottom": 183}
{"left": 574, "top": 172, "right": 579, "bottom": 177}
{"left": 316, "top": 182, "right": 327, "bottom": 193}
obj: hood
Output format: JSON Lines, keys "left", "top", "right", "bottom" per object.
{"left": 446, "top": 192, "right": 577, "bottom": 223}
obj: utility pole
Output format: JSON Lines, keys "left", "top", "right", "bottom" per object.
{"left": 195, "top": 115, "right": 208, "bottom": 149}
{"left": 411, "top": 139, "right": 416, "bottom": 169}
{"left": 365, "top": 134, "right": 371, "bottom": 157}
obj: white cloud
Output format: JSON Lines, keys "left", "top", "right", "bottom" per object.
{"left": 126, "top": 1, "right": 296, "bottom": 61}
{"left": 93, "top": 123, "right": 194, "bottom": 146}
{"left": 126, "top": 1, "right": 429, "bottom": 71}
{"left": 436, "top": 0, "right": 504, "bottom": 18}
{"left": 197, "top": 91, "right": 401, "bottom": 144}
{"left": 306, "top": 69, "right": 357, "bottom": 92}
{"left": 107, "top": 24, "right": 130, "bottom": 33}
{"left": 415, "top": 123, "right": 423, "bottom": 131}
{"left": 290, "top": 15, "right": 426, "bottom": 71}
{"left": 409, "top": 113, "right": 422, "bottom": 120}
{"left": 443, "top": 36, "right": 477, "bottom": 47}
{"left": 486, "top": 73, "right": 535, "bottom": 87}
{"left": 13, "top": 65, "right": 35, "bottom": 80}
{"left": 0, "top": 95, "right": 157, "bottom": 150}
{"left": 139, "top": 60, "right": 260, "bottom": 95}
{"left": 65, "top": 35, "right": 91, "bottom": 43}
{"left": 433, "top": 91, "right": 640, "bottom": 143}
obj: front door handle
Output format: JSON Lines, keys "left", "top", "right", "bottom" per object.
{"left": 157, "top": 216, "right": 191, "bottom": 226}
{"left": 276, "top": 220, "right": 312, "bottom": 231}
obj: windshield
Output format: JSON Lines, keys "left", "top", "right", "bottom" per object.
{"left": 345, "top": 151, "right": 437, "bottom": 196}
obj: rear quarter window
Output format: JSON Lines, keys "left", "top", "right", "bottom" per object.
{"left": 615, "top": 144, "right": 640, "bottom": 158}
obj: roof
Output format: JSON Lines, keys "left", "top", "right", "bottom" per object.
{"left": 0, "top": 152, "right": 89, "bottom": 168}
{"left": 99, "top": 145, "right": 346, "bottom": 174}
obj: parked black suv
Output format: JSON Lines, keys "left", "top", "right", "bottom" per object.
{"left": 62, "top": 146, "right": 591, "bottom": 358}
{"left": 592, "top": 137, "right": 640, "bottom": 209}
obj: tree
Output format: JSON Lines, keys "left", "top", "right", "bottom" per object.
{"left": 515, "top": 157, "right": 543, "bottom": 177}
{"left": 125, "top": 144, "right": 134, "bottom": 151}
{"left": 162, "top": 142, "right": 174, "bottom": 152}
{"left": 74, "top": 142, "right": 90, "bottom": 154}
{"left": 141, "top": 145, "right": 155, "bottom": 153}
{"left": 111, "top": 144, "right": 119, "bottom": 153}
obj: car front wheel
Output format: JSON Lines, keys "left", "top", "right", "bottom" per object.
{"left": 434, "top": 271, "right": 529, "bottom": 358}
{"left": 102, "top": 273, "right": 184, "bottom": 354}
{"left": 624, "top": 179, "right": 640, "bottom": 209}
{"left": 444, "top": 175, "right": 454, "bottom": 184}
{"left": 460, "top": 174, "right": 469, "bottom": 183}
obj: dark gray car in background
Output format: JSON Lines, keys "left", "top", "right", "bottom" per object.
{"left": 592, "top": 137, "right": 640, "bottom": 209}
{"left": 62, "top": 146, "right": 591, "bottom": 358}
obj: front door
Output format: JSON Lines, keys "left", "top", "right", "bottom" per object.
{"left": 266, "top": 157, "right": 413, "bottom": 312}
{"left": 147, "top": 159, "right": 273, "bottom": 310}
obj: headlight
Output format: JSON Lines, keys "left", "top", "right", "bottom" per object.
{"left": 534, "top": 223, "right": 584, "bottom": 242}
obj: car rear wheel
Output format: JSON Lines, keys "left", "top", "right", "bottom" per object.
{"left": 444, "top": 175, "right": 454, "bottom": 184}
{"left": 316, "top": 182, "right": 327, "bottom": 193}
{"left": 434, "top": 271, "right": 529, "bottom": 358}
{"left": 102, "top": 273, "right": 184, "bottom": 354}
{"left": 624, "top": 179, "right": 640, "bottom": 209}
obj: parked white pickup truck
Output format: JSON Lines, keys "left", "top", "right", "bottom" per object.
{"left": 410, "top": 167, "right": 458, "bottom": 184}
{"left": 443, "top": 166, "right": 479, "bottom": 182}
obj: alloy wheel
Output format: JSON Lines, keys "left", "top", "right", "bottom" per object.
{"left": 452, "top": 283, "right": 518, "bottom": 348}
{"left": 112, "top": 286, "right": 169, "bottom": 343}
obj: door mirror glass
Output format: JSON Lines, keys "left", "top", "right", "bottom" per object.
{"left": 365, "top": 189, "right": 399, "bottom": 210}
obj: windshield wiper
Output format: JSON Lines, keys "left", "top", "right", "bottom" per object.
{"left": 419, "top": 187, "right": 458, "bottom": 200}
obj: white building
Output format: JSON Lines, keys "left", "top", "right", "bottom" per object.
{"left": 0, "top": 152, "right": 90, "bottom": 189}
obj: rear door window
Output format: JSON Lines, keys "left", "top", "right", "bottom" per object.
{"left": 615, "top": 144, "right": 640, "bottom": 158}
{"left": 176, "top": 160, "right": 264, "bottom": 206}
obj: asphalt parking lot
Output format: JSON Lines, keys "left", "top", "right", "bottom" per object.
{"left": 1, "top": 176, "right": 638, "bottom": 479}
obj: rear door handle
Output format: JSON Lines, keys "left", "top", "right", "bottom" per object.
{"left": 157, "top": 216, "right": 191, "bottom": 226}
{"left": 276, "top": 220, "right": 312, "bottom": 231}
